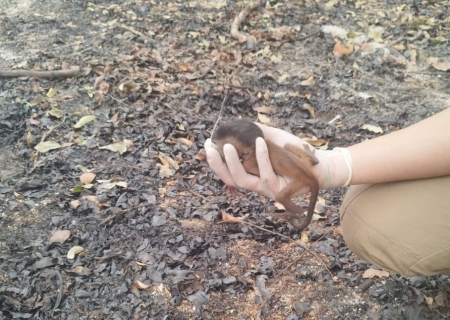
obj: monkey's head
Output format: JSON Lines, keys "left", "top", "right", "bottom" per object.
{"left": 212, "top": 119, "right": 264, "bottom": 161}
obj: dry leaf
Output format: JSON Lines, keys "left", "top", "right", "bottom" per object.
{"left": 257, "top": 113, "right": 271, "bottom": 124}
{"left": 362, "top": 124, "right": 383, "bottom": 134}
{"left": 303, "top": 103, "right": 315, "bottom": 118}
{"left": 157, "top": 163, "right": 173, "bottom": 176}
{"left": 70, "top": 200, "right": 81, "bottom": 209}
{"left": 80, "top": 172, "right": 96, "bottom": 184}
{"left": 358, "top": 92, "right": 372, "bottom": 100}
{"left": 47, "top": 107, "right": 63, "bottom": 118}
{"left": 72, "top": 266, "right": 85, "bottom": 274}
{"left": 134, "top": 280, "right": 152, "bottom": 290}
{"left": 177, "top": 137, "right": 193, "bottom": 146}
{"left": 67, "top": 246, "right": 85, "bottom": 259}
{"left": 362, "top": 268, "right": 389, "bottom": 279}
{"left": 35, "top": 141, "right": 61, "bottom": 153}
{"left": 220, "top": 211, "right": 248, "bottom": 224}
{"left": 73, "top": 115, "right": 96, "bottom": 128}
{"left": 425, "top": 296, "right": 433, "bottom": 307}
{"left": 435, "top": 292, "right": 445, "bottom": 307}
{"left": 115, "top": 181, "right": 128, "bottom": 188}
{"left": 300, "top": 76, "right": 315, "bottom": 86}
{"left": 99, "top": 142, "right": 127, "bottom": 155}
{"left": 432, "top": 60, "right": 450, "bottom": 71}
{"left": 333, "top": 41, "right": 354, "bottom": 57}
{"left": 82, "top": 195, "right": 100, "bottom": 205}
{"left": 303, "top": 137, "right": 329, "bottom": 148}
{"left": 49, "top": 230, "right": 71, "bottom": 244}
{"left": 300, "top": 230, "right": 309, "bottom": 243}
{"left": 253, "top": 106, "right": 274, "bottom": 114}
{"left": 26, "top": 131, "right": 33, "bottom": 147}
{"left": 195, "top": 151, "right": 207, "bottom": 161}
{"left": 277, "top": 73, "right": 289, "bottom": 84}
{"left": 46, "top": 88, "right": 57, "bottom": 98}
{"left": 274, "top": 202, "right": 285, "bottom": 210}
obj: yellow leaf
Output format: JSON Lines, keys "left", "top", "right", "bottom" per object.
{"left": 257, "top": 113, "right": 271, "bottom": 124}
{"left": 277, "top": 73, "right": 289, "bottom": 84}
{"left": 362, "top": 124, "right": 383, "bottom": 134}
{"left": 432, "top": 60, "right": 450, "bottom": 71}
{"left": 99, "top": 142, "right": 127, "bottom": 154}
{"left": 34, "top": 141, "right": 61, "bottom": 153}
{"left": 115, "top": 181, "right": 128, "bottom": 188}
{"left": 303, "top": 137, "right": 329, "bottom": 148}
{"left": 300, "top": 76, "right": 315, "bottom": 86}
{"left": 303, "top": 103, "right": 315, "bottom": 118}
{"left": 46, "top": 88, "right": 57, "bottom": 98}
{"left": 425, "top": 296, "right": 433, "bottom": 307}
{"left": 274, "top": 202, "right": 285, "bottom": 210}
{"left": 27, "top": 96, "right": 46, "bottom": 106}
{"left": 270, "top": 54, "right": 282, "bottom": 63}
{"left": 157, "top": 163, "right": 173, "bottom": 177}
{"left": 26, "top": 131, "right": 33, "bottom": 147}
{"left": 47, "top": 107, "right": 63, "bottom": 118}
{"left": 73, "top": 115, "right": 96, "bottom": 128}
{"left": 67, "top": 246, "right": 85, "bottom": 259}
{"left": 70, "top": 200, "right": 81, "bottom": 209}
{"left": 300, "top": 230, "right": 309, "bottom": 243}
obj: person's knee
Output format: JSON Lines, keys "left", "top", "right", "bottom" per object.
{"left": 340, "top": 185, "right": 418, "bottom": 276}
{"left": 339, "top": 182, "right": 450, "bottom": 276}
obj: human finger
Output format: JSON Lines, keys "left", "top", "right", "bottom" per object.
{"left": 223, "top": 143, "right": 260, "bottom": 191}
{"left": 205, "top": 139, "right": 238, "bottom": 187}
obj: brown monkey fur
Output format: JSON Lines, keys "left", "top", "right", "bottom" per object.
{"left": 212, "top": 119, "right": 319, "bottom": 231}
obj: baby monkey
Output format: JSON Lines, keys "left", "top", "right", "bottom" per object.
{"left": 212, "top": 119, "right": 319, "bottom": 231}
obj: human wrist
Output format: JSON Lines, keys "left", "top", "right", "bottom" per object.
{"left": 314, "top": 148, "right": 353, "bottom": 189}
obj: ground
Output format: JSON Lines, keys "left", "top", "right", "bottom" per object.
{"left": 1, "top": 0, "right": 450, "bottom": 319}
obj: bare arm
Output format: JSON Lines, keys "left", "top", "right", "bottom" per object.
{"left": 349, "top": 107, "right": 450, "bottom": 185}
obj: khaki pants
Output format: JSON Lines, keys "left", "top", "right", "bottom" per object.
{"left": 340, "top": 176, "right": 450, "bottom": 276}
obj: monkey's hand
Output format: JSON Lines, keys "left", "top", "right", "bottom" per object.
{"left": 205, "top": 124, "right": 352, "bottom": 200}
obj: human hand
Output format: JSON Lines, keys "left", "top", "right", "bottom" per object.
{"left": 205, "top": 123, "right": 352, "bottom": 200}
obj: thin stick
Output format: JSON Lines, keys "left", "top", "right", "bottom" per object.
{"left": 119, "top": 24, "right": 148, "bottom": 39}
{"left": 210, "top": 91, "right": 229, "bottom": 138}
{"left": 0, "top": 68, "right": 81, "bottom": 79}
{"left": 240, "top": 220, "right": 332, "bottom": 276}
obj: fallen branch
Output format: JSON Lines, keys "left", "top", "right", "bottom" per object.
{"left": 230, "top": 0, "right": 261, "bottom": 48}
{"left": 0, "top": 67, "right": 81, "bottom": 79}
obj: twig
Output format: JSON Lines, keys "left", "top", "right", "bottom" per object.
{"left": 40, "top": 117, "right": 66, "bottom": 143}
{"left": 119, "top": 23, "right": 148, "bottom": 40}
{"left": 51, "top": 270, "right": 63, "bottom": 315}
{"left": 230, "top": 0, "right": 261, "bottom": 47}
{"left": 0, "top": 67, "right": 81, "bottom": 79}
{"left": 210, "top": 91, "right": 229, "bottom": 138}
{"left": 240, "top": 220, "right": 332, "bottom": 276}
{"left": 280, "top": 30, "right": 322, "bottom": 47}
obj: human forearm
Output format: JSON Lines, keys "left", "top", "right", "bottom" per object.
{"left": 348, "top": 108, "right": 450, "bottom": 185}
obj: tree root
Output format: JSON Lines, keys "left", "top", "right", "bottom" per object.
{"left": 230, "top": 0, "right": 261, "bottom": 48}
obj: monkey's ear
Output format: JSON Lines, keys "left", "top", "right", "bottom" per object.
{"left": 241, "top": 148, "right": 252, "bottom": 160}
